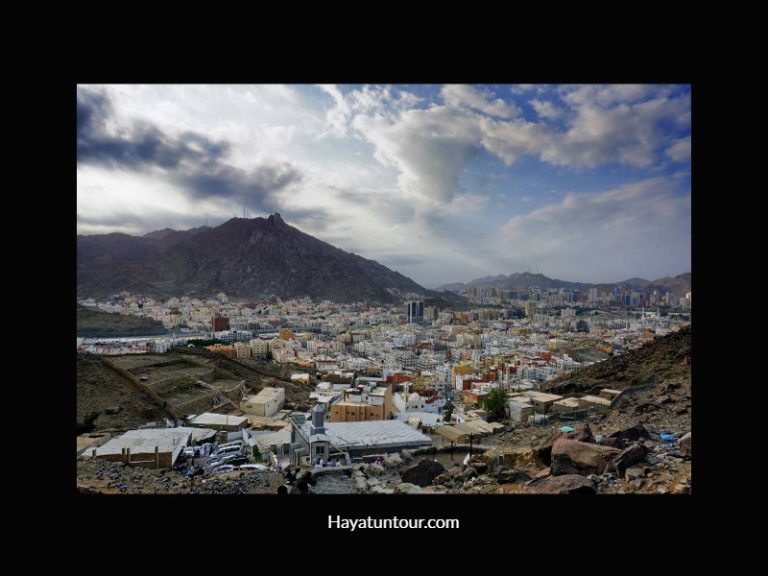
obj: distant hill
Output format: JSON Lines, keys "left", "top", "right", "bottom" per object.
{"left": 77, "top": 213, "right": 450, "bottom": 304}
{"left": 438, "top": 271, "right": 691, "bottom": 296}
{"left": 77, "top": 305, "right": 167, "bottom": 337}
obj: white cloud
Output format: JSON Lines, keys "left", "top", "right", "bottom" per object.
{"left": 666, "top": 135, "right": 691, "bottom": 162}
{"left": 442, "top": 84, "right": 520, "bottom": 118}
{"left": 318, "top": 84, "right": 352, "bottom": 136}
{"left": 531, "top": 99, "right": 563, "bottom": 120}
{"left": 348, "top": 84, "right": 691, "bottom": 206}
{"left": 561, "top": 84, "right": 660, "bottom": 107}
{"left": 353, "top": 104, "right": 483, "bottom": 203}
{"left": 540, "top": 93, "right": 692, "bottom": 168}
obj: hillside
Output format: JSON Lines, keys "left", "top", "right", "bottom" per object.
{"left": 543, "top": 325, "right": 692, "bottom": 395}
{"left": 77, "top": 305, "right": 167, "bottom": 337}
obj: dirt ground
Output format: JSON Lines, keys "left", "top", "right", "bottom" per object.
{"left": 77, "top": 350, "right": 312, "bottom": 431}
{"left": 77, "top": 353, "right": 152, "bottom": 430}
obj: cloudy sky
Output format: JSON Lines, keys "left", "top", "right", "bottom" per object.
{"left": 77, "top": 84, "right": 691, "bottom": 287}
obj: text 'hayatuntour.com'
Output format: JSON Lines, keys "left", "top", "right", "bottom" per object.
{"left": 329, "top": 515, "right": 459, "bottom": 530}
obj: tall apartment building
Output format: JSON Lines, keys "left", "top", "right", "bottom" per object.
{"left": 406, "top": 301, "right": 424, "bottom": 323}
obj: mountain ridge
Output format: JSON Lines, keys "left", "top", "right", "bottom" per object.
{"left": 438, "top": 271, "right": 691, "bottom": 296}
{"left": 77, "top": 213, "right": 449, "bottom": 303}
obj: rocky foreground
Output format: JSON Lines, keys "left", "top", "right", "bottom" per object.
{"left": 345, "top": 365, "right": 692, "bottom": 495}
{"left": 77, "top": 459, "right": 284, "bottom": 494}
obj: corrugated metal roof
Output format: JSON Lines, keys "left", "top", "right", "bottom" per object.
{"left": 305, "top": 420, "right": 432, "bottom": 450}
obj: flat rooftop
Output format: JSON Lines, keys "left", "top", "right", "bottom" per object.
{"left": 306, "top": 420, "right": 432, "bottom": 450}
{"left": 580, "top": 395, "right": 612, "bottom": 406}
{"left": 554, "top": 398, "right": 580, "bottom": 407}
{"left": 81, "top": 427, "right": 200, "bottom": 458}
{"left": 189, "top": 413, "right": 248, "bottom": 427}
{"left": 249, "top": 387, "right": 284, "bottom": 402}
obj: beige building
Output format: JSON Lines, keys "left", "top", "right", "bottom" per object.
{"left": 509, "top": 391, "right": 563, "bottom": 414}
{"left": 330, "top": 385, "right": 392, "bottom": 422}
{"left": 250, "top": 338, "right": 273, "bottom": 358}
{"left": 241, "top": 387, "right": 285, "bottom": 417}
{"left": 599, "top": 388, "right": 622, "bottom": 402}
{"left": 552, "top": 397, "right": 580, "bottom": 414}
{"left": 234, "top": 342, "right": 252, "bottom": 358}
{"left": 578, "top": 394, "right": 612, "bottom": 413}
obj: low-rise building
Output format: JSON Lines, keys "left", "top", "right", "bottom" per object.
{"left": 330, "top": 383, "right": 392, "bottom": 422}
{"left": 578, "top": 394, "right": 612, "bottom": 413}
{"left": 552, "top": 397, "right": 580, "bottom": 414}
{"left": 289, "top": 405, "right": 432, "bottom": 465}
{"left": 241, "top": 387, "right": 285, "bottom": 417}
{"left": 599, "top": 388, "right": 622, "bottom": 401}
{"left": 509, "top": 391, "right": 563, "bottom": 414}
{"left": 80, "top": 427, "right": 215, "bottom": 469}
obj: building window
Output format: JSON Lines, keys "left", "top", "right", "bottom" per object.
{"left": 315, "top": 445, "right": 324, "bottom": 455}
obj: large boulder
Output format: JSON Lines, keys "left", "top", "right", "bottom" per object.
{"left": 613, "top": 443, "right": 650, "bottom": 477}
{"left": 532, "top": 437, "right": 556, "bottom": 466}
{"left": 365, "top": 463, "right": 385, "bottom": 476}
{"left": 354, "top": 475, "right": 368, "bottom": 493}
{"left": 559, "top": 423, "right": 595, "bottom": 443}
{"left": 525, "top": 474, "right": 596, "bottom": 494}
{"left": 383, "top": 453, "right": 403, "bottom": 468}
{"left": 609, "top": 424, "right": 651, "bottom": 446}
{"left": 550, "top": 439, "right": 621, "bottom": 476}
{"left": 400, "top": 459, "right": 445, "bottom": 487}
{"left": 598, "top": 437, "right": 624, "bottom": 449}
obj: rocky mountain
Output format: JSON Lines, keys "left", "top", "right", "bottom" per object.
{"left": 77, "top": 214, "right": 437, "bottom": 303}
{"left": 438, "top": 271, "right": 691, "bottom": 296}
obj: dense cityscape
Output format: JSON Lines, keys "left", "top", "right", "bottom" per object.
{"left": 77, "top": 83, "right": 691, "bottom": 499}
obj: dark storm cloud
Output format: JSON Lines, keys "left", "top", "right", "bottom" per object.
{"left": 77, "top": 88, "right": 229, "bottom": 169}
{"left": 175, "top": 162, "right": 302, "bottom": 209}
{"left": 77, "top": 87, "right": 302, "bottom": 210}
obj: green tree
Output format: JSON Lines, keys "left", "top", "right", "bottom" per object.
{"left": 443, "top": 401, "right": 455, "bottom": 422}
{"left": 483, "top": 388, "right": 508, "bottom": 422}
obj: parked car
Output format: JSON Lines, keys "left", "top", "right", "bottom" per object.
{"left": 210, "top": 454, "right": 240, "bottom": 467}
{"left": 238, "top": 464, "right": 268, "bottom": 471}
{"left": 211, "top": 445, "right": 243, "bottom": 458}
{"left": 214, "top": 465, "right": 236, "bottom": 473}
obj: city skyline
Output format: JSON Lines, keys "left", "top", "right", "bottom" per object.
{"left": 77, "top": 84, "right": 691, "bottom": 287}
